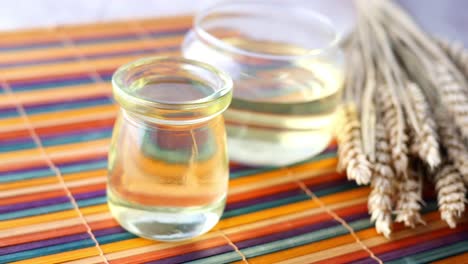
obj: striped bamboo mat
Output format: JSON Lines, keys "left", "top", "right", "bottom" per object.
{"left": 0, "top": 15, "right": 467, "bottom": 264}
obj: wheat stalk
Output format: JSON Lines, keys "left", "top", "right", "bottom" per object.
{"left": 376, "top": 86, "right": 409, "bottom": 178}
{"left": 365, "top": 1, "right": 421, "bottom": 135}
{"left": 336, "top": 104, "right": 372, "bottom": 185}
{"left": 395, "top": 166, "right": 425, "bottom": 228}
{"left": 341, "top": 0, "right": 468, "bottom": 237}
{"left": 434, "top": 163, "right": 467, "bottom": 228}
{"left": 377, "top": 0, "right": 467, "bottom": 87}
{"left": 436, "top": 38, "right": 468, "bottom": 78}
{"left": 432, "top": 63, "right": 468, "bottom": 140}
{"left": 355, "top": 2, "right": 379, "bottom": 161}
{"left": 406, "top": 82, "right": 441, "bottom": 168}
{"left": 368, "top": 122, "right": 394, "bottom": 237}
{"left": 437, "top": 112, "right": 468, "bottom": 186}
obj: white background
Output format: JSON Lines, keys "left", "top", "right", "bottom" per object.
{"left": 0, "top": 0, "right": 466, "bottom": 44}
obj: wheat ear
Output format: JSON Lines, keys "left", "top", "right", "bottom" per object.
{"left": 377, "top": 86, "right": 409, "bottom": 178}
{"left": 437, "top": 112, "right": 468, "bottom": 185}
{"left": 406, "top": 82, "right": 441, "bottom": 168}
{"left": 368, "top": 122, "right": 394, "bottom": 237}
{"left": 336, "top": 104, "right": 372, "bottom": 185}
{"left": 395, "top": 166, "right": 425, "bottom": 227}
{"left": 433, "top": 63, "right": 468, "bottom": 139}
{"left": 436, "top": 38, "right": 468, "bottom": 78}
{"left": 434, "top": 163, "right": 467, "bottom": 228}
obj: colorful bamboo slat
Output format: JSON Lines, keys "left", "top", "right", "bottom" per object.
{"left": 0, "top": 15, "right": 467, "bottom": 264}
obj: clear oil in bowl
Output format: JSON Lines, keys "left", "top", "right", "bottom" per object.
{"left": 184, "top": 36, "right": 344, "bottom": 166}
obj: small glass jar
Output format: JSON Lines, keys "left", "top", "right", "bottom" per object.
{"left": 107, "top": 57, "right": 233, "bottom": 241}
{"left": 183, "top": 1, "right": 345, "bottom": 166}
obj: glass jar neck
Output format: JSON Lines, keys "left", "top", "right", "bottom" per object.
{"left": 119, "top": 94, "right": 231, "bottom": 126}
{"left": 112, "top": 57, "right": 233, "bottom": 125}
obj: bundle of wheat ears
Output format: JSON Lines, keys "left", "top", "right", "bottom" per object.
{"left": 337, "top": 0, "right": 468, "bottom": 237}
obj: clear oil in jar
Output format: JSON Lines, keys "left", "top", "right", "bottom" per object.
{"left": 108, "top": 58, "right": 232, "bottom": 241}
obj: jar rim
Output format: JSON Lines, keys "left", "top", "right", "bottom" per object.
{"left": 112, "top": 56, "right": 233, "bottom": 111}
{"left": 193, "top": 0, "right": 341, "bottom": 61}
